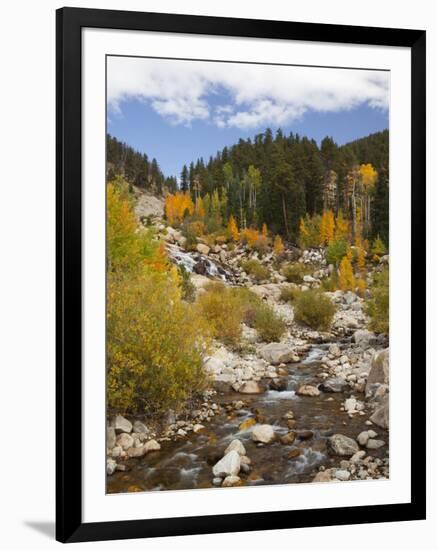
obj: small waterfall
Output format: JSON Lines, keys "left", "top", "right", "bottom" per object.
{"left": 166, "top": 244, "right": 234, "bottom": 282}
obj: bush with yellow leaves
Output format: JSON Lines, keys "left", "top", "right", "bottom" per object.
{"left": 106, "top": 181, "right": 210, "bottom": 415}
{"left": 107, "top": 268, "right": 210, "bottom": 414}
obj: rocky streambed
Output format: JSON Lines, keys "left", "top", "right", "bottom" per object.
{"left": 107, "top": 343, "right": 389, "bottom": 493}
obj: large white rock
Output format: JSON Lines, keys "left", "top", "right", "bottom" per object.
{"left": 329, "top": 434, "right": 359, "bottom": 456}
{"left": 370, "top": 396, "right": 389, "bottom": 429}
{"left": 196, "top": 243, "right": 210, "bottom": 255}
{"left": 259, "top": 343, "right": 297, "bottom": 365}
{"left": 107, "top": 458, "right": 117, "bottom": 475}
{"left": 297, "top": 385, "right": 320, "bottom": 397}
{"left": 212, "top": 450, "right": 241, "bottom": 478}
{"left": 237, "top": 380, "right": 263, "bottom": 394}
{"left": 224, "top": 439, "right": 246, "bottom": 456}
{"left": 353, "top": 329, "right": 376, "bottom": 346}
{"left": 116, "top": 433, "right": 134, "bottom": 450}
{"left": 113, "top": 415, "right": 132, "bottom": 434}
{"left": 203, "top": 356, "right": 225, "bottom": 375}
{"left": 252, "top": 424, "right": 276, "bottom": 444}
{"left": 366, "top": 348, "right": 389, "bottom": 394}
{"left": 133, "top": 420, "right": 149, "bottom": 435}
{"left": 144, "top": 439, "right": 161, "bottom": 453}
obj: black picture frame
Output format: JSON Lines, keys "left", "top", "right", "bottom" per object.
{"left": 56, "top": 7, "right": 426, "bottom": 543}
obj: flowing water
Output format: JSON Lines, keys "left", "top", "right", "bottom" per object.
{"left": 107, "top": 346, "right": 388, "bottom": 493}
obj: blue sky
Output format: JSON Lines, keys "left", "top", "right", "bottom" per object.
{"left": 107, "top": 57, "right": 389, "bottom": 180}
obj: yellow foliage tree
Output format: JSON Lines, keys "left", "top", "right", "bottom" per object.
{"left": 339, "top": 256, "right": 356, "bottom": 291}
{"left": 195, "top": 196, "right": 205, "bottom": 219}
{"left": 273, "top": 234, "right": 285, "bottom": 256}
{"left": 241, "top": 228, "right": 260, "bottom": 248}
{"left": 227, "top": 215, "right": 239, "bottom": 241}
{"left": 359, "top": 163, "right": 378, "bottom": 190}
{"left": 262, "top": 223, "right": 268, "bottom": 237}
{"left": 320, "top": 210, "right": 335, "bottom": 245}
{"left": 335, "top": 210, "right": 350, "bottom": 242}
{"left": 165, "top": 192, "right": 194, "bottom": 226}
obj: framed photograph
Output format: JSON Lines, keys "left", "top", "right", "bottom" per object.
{"left": 56, "top": 7, "right": 426, "bottom": 543}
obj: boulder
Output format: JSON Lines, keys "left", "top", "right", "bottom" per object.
{"left": 203, "top": 356, "right": 225, "bottom": 375}
{"left": 212, "top": 450, "right": 241, "bottom": 478}
{"left": 334, "top": 469, "right": 351, "bottom": 481}
{"left": 237, "top": 380, "right": 264, "bottom": 394}
{"left": 127, "top": 445, "right": 146, "bottom": 458}
{"left": 357, "top": 431, "right": 370, "bottom": 446}
{"left": 144, "top": 439, "right": 161, "bottom": 453}
{"left": 369, "top": 396, "right": 389, "bottom": 429}
{"left": 366, "top": 348, "right": 389, "bottom": 395}
{"left": 280, "top": 432, "right": 296, "bottom": 445}
{"left": 366, "top": 439, "right": 386, "bottom": 450}
{"left": 133, "top": 420, "right": 149, "bottom": 435}
{"left": 222, "top": 475, "right": 241, "bottom": 487}
{"left": 106, "top": 458, "right": 117, "bottom": 475}
{"left": 353, "top": 329, "right": 376, "bottom": 347}
{"left": 259, "top": 343, "right": 297, "bottom": 365}
{"left": 224, "top": 439, "right": 246, "bottom": 456}
{"left": 344, "top": 397, "right": 357, "bottom": 413}
{"left": 312, "top": 470, "right": 332, "bottom": 482}
{"left": 113, "top": 415, "right": 132, "bottom": 434}
{"left": 329, "top": 344, "right": 342, "bottom": 357}
{"left": 196, "top": 243, "right": 210, "bottom": 255}
{"left": 319, "top": 378, "right": 348, "bottom": 393}
{"left": 328, "top": 434, "right": 359, "bottom": 456}
{"left": 252, "top": 424, "right": 276, "bottom": 444}
{"left": 297, "top": 385, "right": 320, "bottom": 397}
{"left": 116, "top": 433, "right": 134, "bottom": 450}
{"left": 107, "top": 427, "right": 116, "bottom": 449}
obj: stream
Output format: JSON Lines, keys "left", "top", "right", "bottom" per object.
{"left": 107, "top": 346, "right": 388, "bottom": 493}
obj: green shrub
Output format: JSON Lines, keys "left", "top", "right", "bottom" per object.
{"left": 366, "top": 268, "right": 389, "bottom": 334}
{"left": 241, "top": 259, "right": 270, "bottom": 282}
{"left": 197, "top": 282, "right": 244, "bottom": 345}
{"left": 280, "top": 285, "right": 300, "bottom": 302}
{"left": 252, "top": 304, "right": 286, "bottom": 342}
{"left": 281, "top": 262, "right": 309, "bottom": 283}
{"left": 326, "top": 239, "right": 348, "bottom": 267}
{"left": 293, "top": 289, "right": 336, "bottom": 331}
{"left": 321, "top": 272, "right": 338, "bottom": 292}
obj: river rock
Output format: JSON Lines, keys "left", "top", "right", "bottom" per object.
{"left": 366, "top": 348, "right": 389, "bottom": 395}
{"left": 225, "top": 439, "right": 246, "bottom": 456}
{"left": 113, "top": 415, "right": 132, "bottom": 434}
{"left": 280, "top": 432, "right": 296, "bottom": 445}
{"left": 369, "top": 396, "right": 389, "bottom": 429}
{"left": 357, "top": 431, "right": 371, "bottom": 446}
{"left": 259, "top": 343, "right": 298, "bottom": 365}
{"left": 313, "top": 470, "right": 332, "bottom": 482}
{"left": 222, "top": 475, "right": 241, "bottom": 487}
{"left": 144, "top": 439, "right": 161, "bottom": 453}
{"left": 353, "top": 329, "right": 376, "bottom": 347}
{"left": 366, "top": 439, "right": 386, "bottom": 450}
{"left": 351, "top": 450, "right": 366, "bottom": 463}
{"left": 196, "top": 243, "right": 210, "bottom": 255}
{"left": 319, "top": 378, "right": 348, "bottom": 393}
{"left": 287, "top": 449, "right": 302, "bottom": 459}
{"left": 238, "top": 380, "right": 264, "bottom": 394}
{"left": 203, "top": 356, "right": 225, "bottom": 375}
{"left": 335, "top": 469, "right": 351, "bottom": 481}
{"left": 297, "top": 384, "right": 320, "bottom": 397}
{"left": 127, "top": 445, "right": 146, "bottom": 458}
{"left": 329, "top": 434, "right": 359, "bottom": 456}
{"left": 107, "top": 458, "right": 117, "bottom": 475}
{"left": 116, "top": 433, "right": 134, "bottom": 450}
{"left": 252, "top": 424, "right": 275, "bottom": 444}
{"left": 133, "top": 420, "right": 149, "bottom": 435}
{"left": 344, "top": 397, "right": 357, "bottom": 413}
{"left": 107, "top": 427, "right": 116, "bottom": 449}
{"left": 329, "top": 344, "right": 342, "bottom": 357}
{"left": 213, "top": 450, "right": 241, "bottom": 478}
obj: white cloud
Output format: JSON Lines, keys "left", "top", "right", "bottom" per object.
{"left": 107, "top": 57, "right": 389, "bottom": 130}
